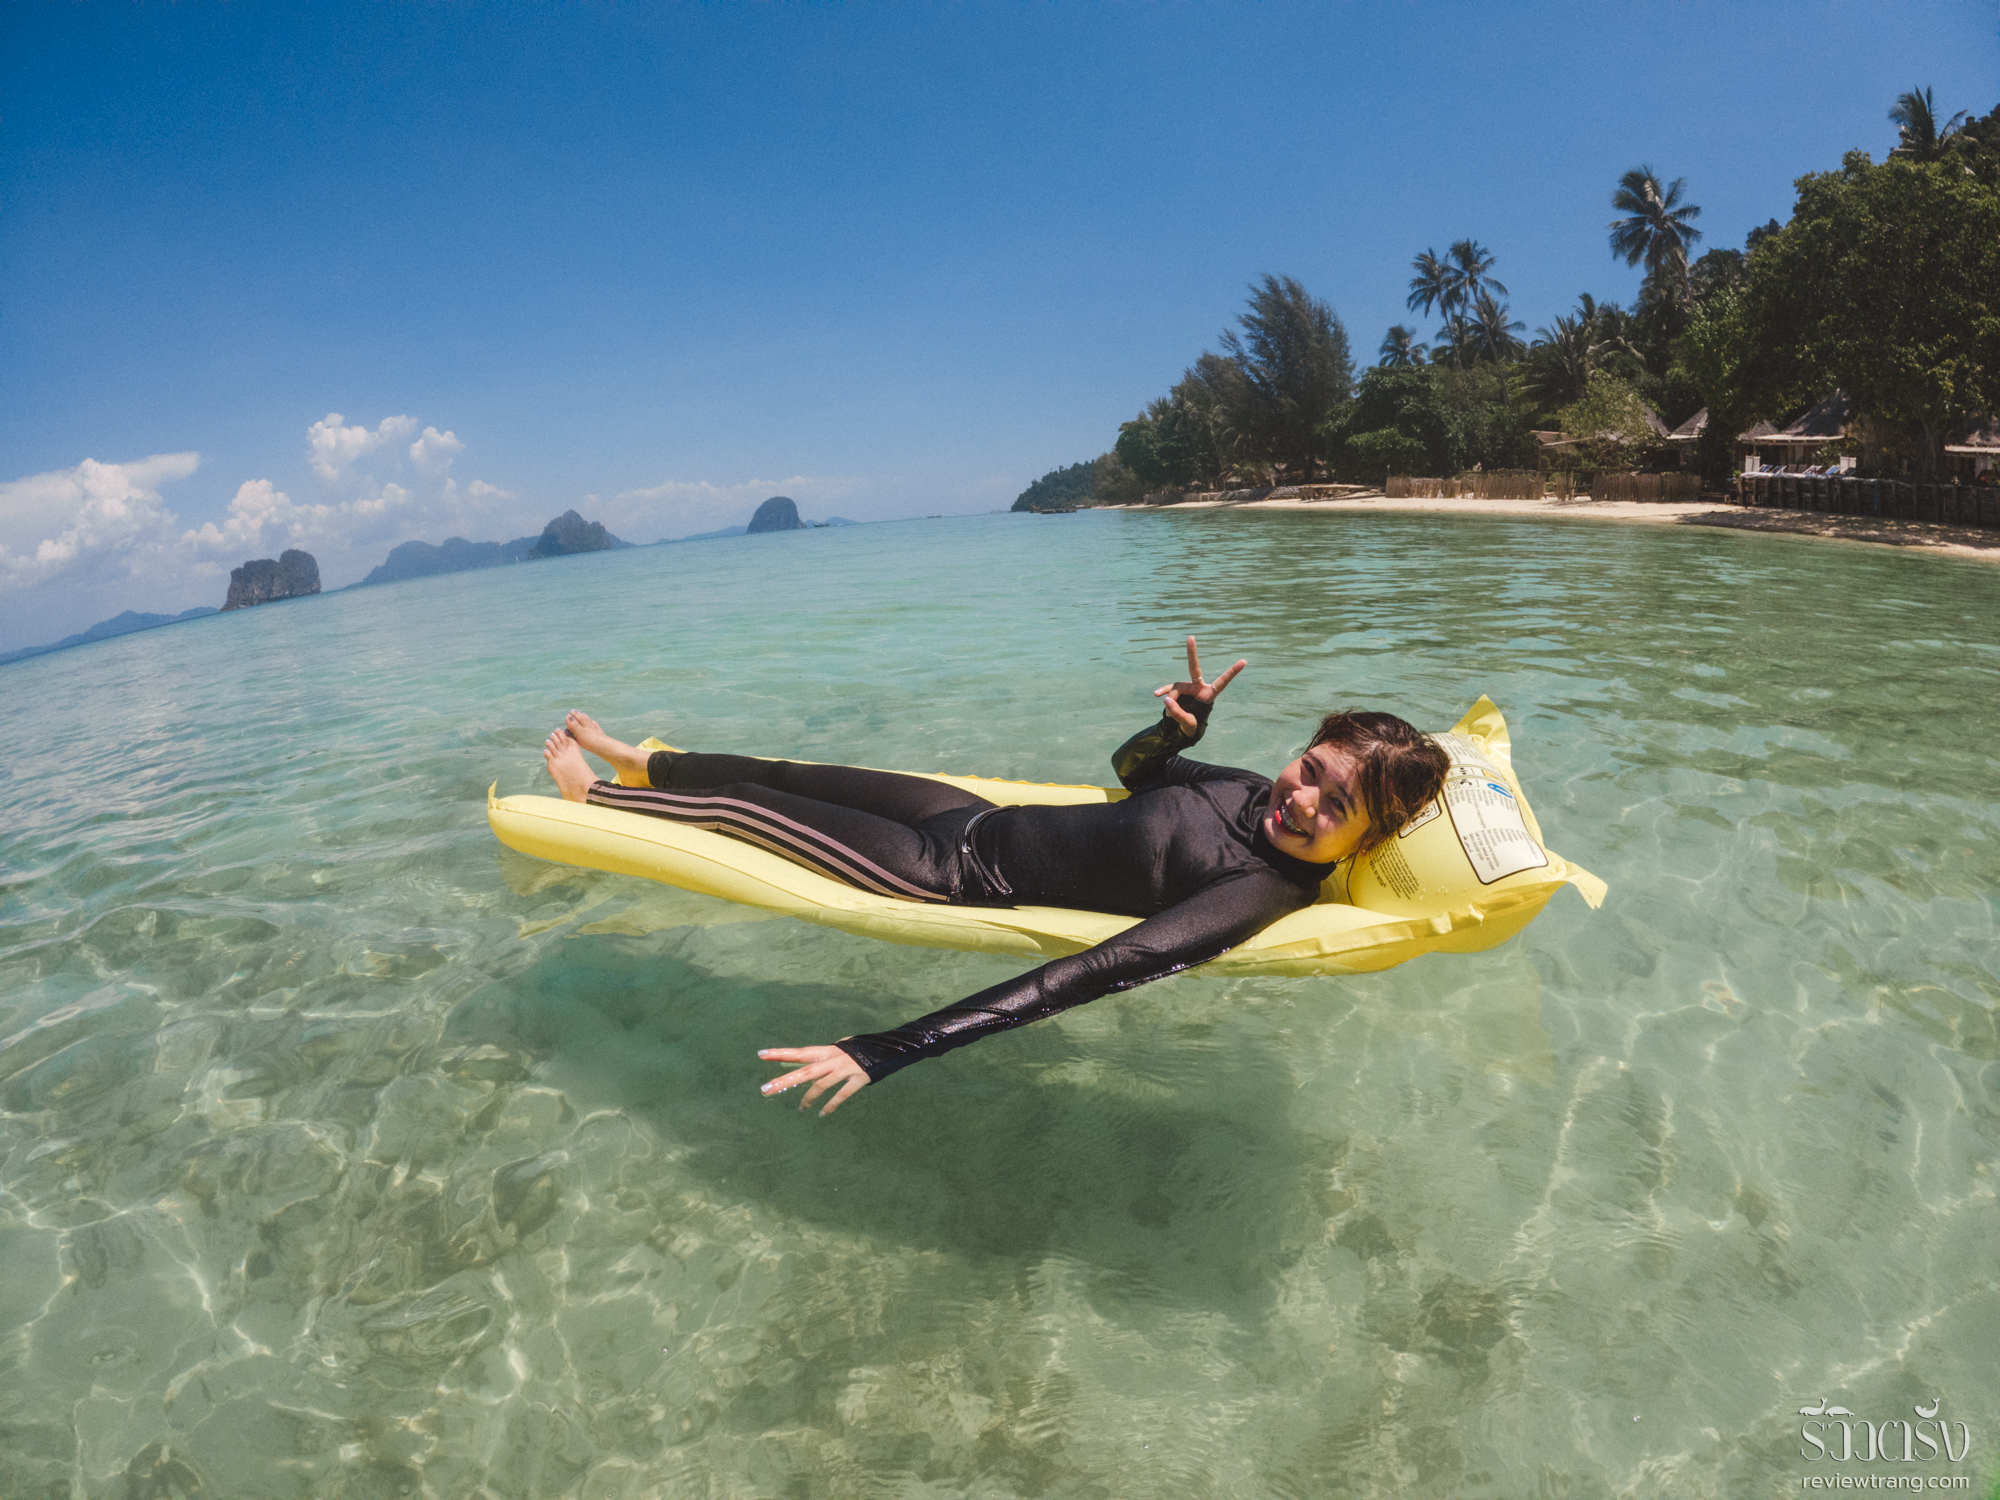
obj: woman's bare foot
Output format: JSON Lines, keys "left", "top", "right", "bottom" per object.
{"left": 543, "top": 729, "right": 598, "bottom": 803}
{"left": 563, "top": 711, "right": 652, "bottom": 780}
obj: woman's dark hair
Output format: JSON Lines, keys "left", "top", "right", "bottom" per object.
{"left": 1308, "top": 711, "right": 1451, "bottom": 854}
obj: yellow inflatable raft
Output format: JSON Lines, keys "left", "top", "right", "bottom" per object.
{"left": 487, "top": 696, "right": 1604, "bottom": 978}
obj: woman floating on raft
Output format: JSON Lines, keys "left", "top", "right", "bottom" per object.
{"left": 540, "top": 638, "right": 1450, "bottom": 1117}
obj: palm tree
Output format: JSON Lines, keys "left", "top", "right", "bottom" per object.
{"left": 1888, "top": 86, "right": 1969, "bottom": 161}
{"left": 1406, "top": 249, "right": 1454, "bottom": 324}
{"left": 1410, "top": 240, "right": 1509, "bottom": 368}
{"left": 1608, "top": 166, "right": 1703, "bottom": 309}
{"left": 1469, "top": 291, "right": 1525, "bottom": 363}
{"left": 1527, "top": 296, "right": 1639, "bottom": 406}
{"left": 1433, "top": 313, "right": 1475, "bottom": 371}
{"left": 1378, "top": 325, "right": 1427, "bottom": 367}
{"left": 1447, "top": 239, "right": 1508, "bottom": 309}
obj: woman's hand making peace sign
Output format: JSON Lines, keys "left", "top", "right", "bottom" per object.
{"left": 1154, "top": 635, "right": 1247, "bottom": 733}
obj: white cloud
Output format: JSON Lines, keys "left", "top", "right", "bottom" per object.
{"left": 307, "top": 412, "right": 418, "bottom": 481}
{"left": 0, "top": 410, "right": 533, "bottom": 651}
{"left": 179, "top": 478, "right": 339, "bottom": 554}
{"left": 0, "top": 452, "right": 202, "bottom": 591}
{"left": 408, "top": 426, "right": 464, "bottom": 473}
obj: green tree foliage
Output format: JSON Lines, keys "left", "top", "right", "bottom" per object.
{"left": 1336, "top": 366, "right": 1456, "bottom": 482}
{"left": 1217, "top": 274, "right": 1354, "bottom": 482}
{"left": 1555, "top": 371, "right": 1659, "bottom": 471}
{"left": 1326, "top": 364, "right": 1531, "bottom": 482}
{"left": 1010, "top": 460, "right": 1100, "bottom": 511}
{"left": 1114, "top": 352, "right": 1251, "bottom": 492}
{"left": 1954, "top": 103, "right": 2000, "bottom": 186}
{"left": 1092, "top": 449, "right": 1148, "bottom": 506}
{"left": 1726, "top": 150, "right": 2000, "bottom": 476}
{"left": 1687, "top": 247, "right": 1745, "bottom": 304}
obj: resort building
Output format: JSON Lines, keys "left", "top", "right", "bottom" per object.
{"left": 1737, "top": 391, "right": 1855, "bottom": 473}
{"left": 1945, "top": 414, "right": 2000, "bottom": 480}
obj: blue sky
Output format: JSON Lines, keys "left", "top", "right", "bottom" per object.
{"left": 2, "top": 1, "right": 1994, "bottom": 648}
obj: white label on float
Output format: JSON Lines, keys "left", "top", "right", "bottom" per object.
{"left": 1432, "top": 735, "right": 1549, "bottom": 885}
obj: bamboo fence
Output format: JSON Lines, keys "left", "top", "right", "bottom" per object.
{"left": 1385, "top": 472, "right": 1572, "bottom": 500}
{"left": 1595, "top": 472, "right": 1703, "bottom": 503}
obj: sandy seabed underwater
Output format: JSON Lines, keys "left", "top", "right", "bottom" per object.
{"left": 2, "top": 508, "right": 1997, "bottom": 1498}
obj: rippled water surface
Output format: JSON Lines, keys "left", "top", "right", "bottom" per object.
{"left": 3, "top": 509, "right": 1998, "bottom": 1498}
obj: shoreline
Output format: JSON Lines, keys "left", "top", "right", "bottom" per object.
{"left": 1108, "top": 492, "right": 2000, "bottom": 564}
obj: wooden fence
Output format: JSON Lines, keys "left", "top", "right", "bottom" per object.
{"left": 1385, "top": 471, "right": 1568, "bottom": 500}
{"left": 1735, "top": 474, "right": 2000, "bottom": 529}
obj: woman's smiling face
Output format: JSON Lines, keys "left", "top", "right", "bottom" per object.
{"left": 1265, "top": 743, "right": 1374, "bottom": 864}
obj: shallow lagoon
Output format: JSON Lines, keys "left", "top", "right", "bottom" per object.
{"left": 2, "top": 508, "right": 1996, "bottom": 1497}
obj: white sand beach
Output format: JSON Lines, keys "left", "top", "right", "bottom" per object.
{"left": 1120, "top": 491, "right": 2000, "bottom": 564}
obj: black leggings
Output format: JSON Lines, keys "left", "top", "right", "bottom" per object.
{"left": 585, "top": 751, "right": 997, "bottom": 902}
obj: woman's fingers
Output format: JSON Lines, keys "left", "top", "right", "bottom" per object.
{"left": 1208, "top": 658, "right": 1248, "bottom": 696}
{"left": 1162, "top": 692, "right": 1198, "bottom": 731}
{"left": 818, "top": 1076, "right": 867, "bottom": 1116}
{"left": 1185, "top": 635, "right": 1204, "bottom": 687}
{"left": 757, "top": 1046, "right": 868, "bottom": 1115}
{"left": 757, "top": 1046, "right": 826, "bottom": 1096}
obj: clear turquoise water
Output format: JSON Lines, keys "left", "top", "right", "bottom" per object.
{"left": 2, "top": 508, "right": 1997, "bottom": 1498}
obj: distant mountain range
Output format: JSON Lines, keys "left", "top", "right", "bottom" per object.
{"left": 361, "top": 508, "right": 632, "bottom": 586}
{"left": 0, "top": 607, "right": 218, "bottom": 667}
{"left": 3, "top": 505, "right": 865, "bottom": 667}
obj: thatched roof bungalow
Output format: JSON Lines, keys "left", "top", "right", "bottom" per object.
{"left": 1738, "top": 392, "right": 1855, "bottom": 472}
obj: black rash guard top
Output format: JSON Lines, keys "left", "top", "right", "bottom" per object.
{"left": 833, "top": 700, "right": 1332, "bottom": 1081}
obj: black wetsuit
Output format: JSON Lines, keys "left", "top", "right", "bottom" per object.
{"left": 584, "top": 700, "right": 1329, "bottom": 1080}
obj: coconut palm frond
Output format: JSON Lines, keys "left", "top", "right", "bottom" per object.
{"left": 1469, "top": 291, "right": 1525, "bottom": 363}
{"left": 1888, "top": 86, "right": 1970, "bottom": 160}
{"left": 1378, "top": 324, "right": 1427, "bottom": 367}
{"left": 1407, "top": 250, "right": 1453, "bottom": 320}
{"left": 1448, "top": 238, "right": 1509, "bottom": 302}
{"left": 1609, "top": 165, "right": 1704, "bottom": 319}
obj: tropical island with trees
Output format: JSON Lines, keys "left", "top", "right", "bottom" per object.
{"left": 1014, "top": 87, "right": 1999, "bottom": 513}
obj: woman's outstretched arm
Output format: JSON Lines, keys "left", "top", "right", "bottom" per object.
{"left": 757, "top": 866, "right": 1304, "bottom": 1112}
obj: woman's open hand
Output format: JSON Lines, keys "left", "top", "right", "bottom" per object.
{"left": 1154, "top": 635, "right": 1247, "bottom": 733}
{"left": 758, "top": 1044, "right": 870, "bottom": 1116}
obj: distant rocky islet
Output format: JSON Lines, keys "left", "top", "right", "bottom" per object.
{"left": 222, "top": 548, "right": 322, "bottom": 610}
{"left": 746, "top": 495, "right": 806, "bottom": 532}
